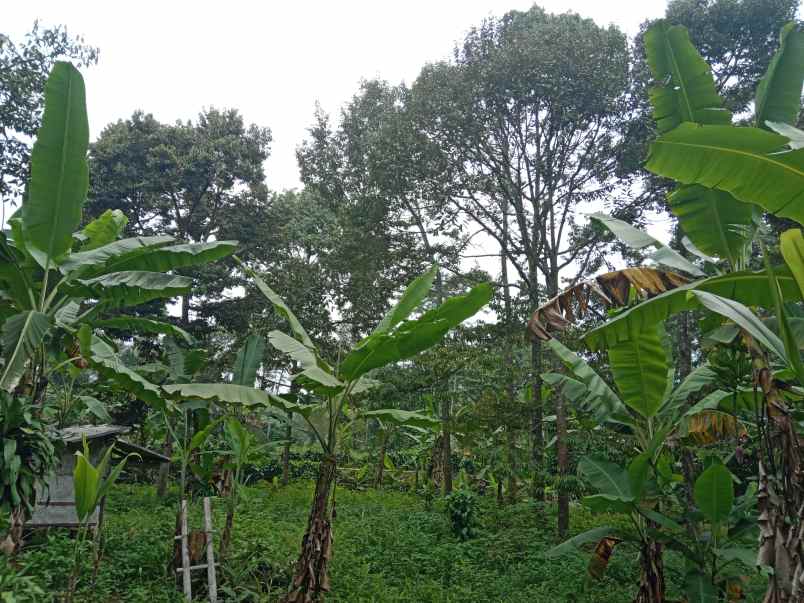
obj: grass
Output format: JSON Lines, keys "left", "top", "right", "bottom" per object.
{"left": 3, "top": 481, "right": 758, "bottom": 602}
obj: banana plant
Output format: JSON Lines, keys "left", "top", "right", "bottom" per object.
{"left": 0, "top": 61, "right": 236, "bottom": 550}
{"left": 535, "top": 21, "right": 804, "bottom": 601}
{"left": 166, "top": 262, "right": 492, "bottom": 602}
{"left": 543, "top": 330, "right": 754, "bottom": 601}
{"left": 0, "top": 61, "right": 236, "bottom": 406}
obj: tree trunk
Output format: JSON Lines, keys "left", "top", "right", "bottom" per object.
{"left": 530, "top": 337, "right": 545, "bottom": 501}
{"left": 282, "top": 411, "right": 293, "bottom": 486}
{"left": 441, "top": 399, "right": 452, "bottom": 496}
{"left": 156, "top": 431, "right": 172, "bottom": 498}
{"left": 506, "top": 430, "right": 518, "bottom": 504}
{"left": 284, "top": 456, "right": 337, "bottom": 603}
{"left": 181, "top": 293, "right": 191, "bottom": 326}
{"left": 556, "top": 393, "right": 569, "bottom": 538}
{"left": 634, "top": 539, "right": 665, "bottom": 603}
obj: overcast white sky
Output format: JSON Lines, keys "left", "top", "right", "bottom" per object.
{"left": 7, "top": 0, "right": 668, "bottom": 193}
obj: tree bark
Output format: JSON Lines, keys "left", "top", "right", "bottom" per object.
{"left": 556, "top": 393, "right": 569, "bottom": 537}
{"left": 156, "top": 431, "right": 173, "bottom": 498}
{"left": 219, "top": 506, "right": 235, "bottom": 561}
{"left": 282, "top": 411, "right": 293, "bottom": 486}
{"left": 284, "top": 455, "right": 337, "bottom": 603}
{"left": 441, "top": 399, "right": 452, "bottom": 496}
{"left": 506, "top": 430, "right": 518, "bottom": 504}
{"left": 530, "top": 337, "right": 545, "bottom": 501}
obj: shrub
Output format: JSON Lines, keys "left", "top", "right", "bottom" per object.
{"left": 445, "top": 489, "right": 478, "bottom": 541}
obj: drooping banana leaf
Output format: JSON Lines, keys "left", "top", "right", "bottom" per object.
{"left": 584, "top": 267, "right": 802, "bottom": 349}
{"left": 162, "top": 383, "right": 306, "bottom": 415}
{"left": 544, "top": 338, "right": 628, "bottom": 422}
{"left": 78, "top": 328, "right": 165, "bottom": 408}
{"left": 93, "top": 316, "right": 194, "bottom": 345}
{"left": 0, "top": 311, "right": 51, "bottom": 391}
{"left": 102, "top": 240, "right": 238, "bottom": 273}
{"left": 589, "top": 213, "right": 704, "bottom": 277}
{"left": 359, "top": 408, "right": 439, "bottom": 430}
{"left": 59, "top": 235, "right": 175, "bottom": 276}
{"left": 67, "top": 271, "right": 192, "bottom": 308}
{"left": 23, "top": 62, "right": 89, "bottom": 263}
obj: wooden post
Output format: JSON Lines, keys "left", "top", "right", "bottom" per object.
{"left": 180, "top": 499, "right": 192, "bottom": 601}
{"left": 203, "top": 497, "right": 218, "bottom": 603}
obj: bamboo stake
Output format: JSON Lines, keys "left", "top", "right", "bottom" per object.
{"left": 180, "top": 499, "right": 192, "bottom": 601}
{"left": 203, "top": 497, "right": 218, "bottom": 603}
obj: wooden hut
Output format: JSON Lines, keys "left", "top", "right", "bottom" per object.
{"left": 28, "top": 424, "right": 169, "bottom": 529}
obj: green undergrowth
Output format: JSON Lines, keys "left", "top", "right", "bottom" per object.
{"left": 3, "top": 481, "right": 762, "bottom": 602}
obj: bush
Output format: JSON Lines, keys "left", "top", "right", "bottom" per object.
{"left": 445, "top": 489, "right": 478, "bottom": 541}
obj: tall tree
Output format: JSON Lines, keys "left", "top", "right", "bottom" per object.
{"left": 87, "top": 109, "right": 272, "bottom": 333}
{"left": 408, "top": 7, "right": 633, "bottom": 500}
{"left": 0, "top": 22, "right": 98, "bottom": 206}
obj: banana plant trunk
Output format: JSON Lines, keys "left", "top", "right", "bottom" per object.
{"left": 375, "top": 431, "right": 389, "bottom": 488}
{"left": 282, "top": 411, "right": 293, "bottom": 486}
{"left": 754, "top": 367, "right": 804, "bottom": 600}
{"left": 634, "top": 538, "right": 665, "bottom": 603}
{"left": 284, "top": 455, "right": 337, "bottom": 603}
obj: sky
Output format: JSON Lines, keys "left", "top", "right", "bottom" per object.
{"left": 6, "top": 0, "right": 668, "bottom": 193}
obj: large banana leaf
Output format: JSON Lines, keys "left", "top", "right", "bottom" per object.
{"left": 93, "top": 316, "right": 194, "bottom": 345}
{"left": 59, "top": 235, "right": 175, "bottom": 275}
{"left": 585, "top": 268, "right": 802, "bottom": 349}
{"left": 67, "top": 271, "right": 192, "bottom": 307}
{"left": 77, "top": 209, "right": 128, "bottom": 250}
{"left": 544, "top": 339, "right": 628, "bottom": 422}
{"left": 79, "top": 330, "right": 165, "bottom": 408}
{"left": 232, "top": 334, "right": 264, "bottom": 387}
{"left": 0, "top": 311, "right": 51, "bottom": 391}
{"left": 23, "top": 62, "right": 89, "bottom": 262}
{"left": 338, "top": 282, "right": 492, "bottom": 381}
{"left": 608, "top": 326, "right": 668, "bottom": 419}
{"left": 755, "top": 22, "right": 804, "bottom": 130}
{"left": 644, "top": 22, "right": 731, "bottom": 134}
{"left": 781, "top": 229, "right": 804, "bottom": 298}
{"left": 268, "top": 330, "right": 342, "bottom": 390}
{"left": 693, "top": 463, "right": 734, "bottom": 524}
{"left": 104, "top": 240, "right": 238, "bottom": 273}
{"left": 578, "top": 457, "right": 633, "bottom": 500}
{"left": 373, "top": 264, "right": 437, "bottom": 335}
{"left": 668, "top": 186, "right": 754, "bottom": 267}
{"left": 645, "top": 123, "right": 804, "bottom": 225}
{"left": 590, "top": 213, "right": 704, "bottom": 277}
{"left": 359, "top": 408, "right": 439, "bottom": 430}
{"left": 162, "top": 383, "right": 304, "bottom": 415}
